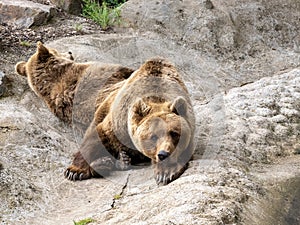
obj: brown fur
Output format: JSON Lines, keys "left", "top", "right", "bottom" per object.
{"left": 15, "top": 42, "right": 88, "bottom": 122}
{"left": 66, "top": 58, "right": 195, "bottom": 185}
{"left": 16, "top": 44, "right": 195, "bottom": 185}
{"left": 15, "top": 42, "right": 133, "bottom": 124}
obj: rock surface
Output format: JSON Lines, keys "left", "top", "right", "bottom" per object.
{"left": 121, "top": 0, "right": 300, "bottom": 56}
{"left": 0, "top": 0, "right": 56, "bottom": 28}
{"left": 0, "top": 0, "right": 300, "bottom": 224}
{"left": 0, "top": 71, "right": 11, "bottom": 97}
{"left": 51, "top": 0, "right": 82, "bottom": 15}
{"left": 242, "top": 155, "right": 300, "bottom": 225}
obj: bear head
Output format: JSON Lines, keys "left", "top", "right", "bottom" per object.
{"left": 129, "top": 96, "right": 192, "bottom": 163}
{"left": 15, "top": 42, "right": 77, "bottom": 122}
{"left": 15, "top": 41, "right": 74, "bottom": 78}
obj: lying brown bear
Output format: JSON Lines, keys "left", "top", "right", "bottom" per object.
{"left": 15, "top": 42, "right": 195, "bottom": 185}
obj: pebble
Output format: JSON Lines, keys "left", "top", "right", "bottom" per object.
{"left": 0, "top": 71, "right": 7, "bottom": 97}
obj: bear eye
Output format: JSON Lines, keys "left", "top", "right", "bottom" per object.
{"left": 150, "top": 134, "right": 158, "bottom": 142}
{"left": 169, "top": 131, "right": 180, "bottom": 140}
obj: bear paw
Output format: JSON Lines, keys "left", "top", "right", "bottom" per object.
{"left": 64, "top": 165, "right": 91, "bottom": 181}
{"left": 154, "top": 162, "right": 188, "bottom": 185}
{"left": 115, "top": 151, "right": 131, "bottom": 170}
{"left": 90, "top": 156, "right": 114, "bottom": 174}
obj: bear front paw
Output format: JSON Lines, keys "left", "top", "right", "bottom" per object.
{"left": 154, "top": 162, "right": 188, "bottom": 185}
{"left": 115, "top": 150, "right": 131, "bottom": 170}
{"left": 89, "top": 156, "right": 114, "bottom": 175}
{"left": 64, "top": 165, "right": 91, "bottom": 181}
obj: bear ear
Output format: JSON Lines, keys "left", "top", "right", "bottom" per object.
{"left": 170, "top": 96, "right": 188, "bottom": 116}
{"left": 37, "top": 41, "right": 50, "bottom": 61}
{"left": 15, "top": 61, "right": 27, "bottom": 77}
{"left": 131, "top": 98, "right": 151, "bottom": 122}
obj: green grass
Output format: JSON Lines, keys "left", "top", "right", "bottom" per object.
{"left": 82, "top": 0, "right": 126, "bottom": 30}
{"left": 73, "top": 218, "right": 95, "bottom": 225}
{"left": 19, "top": 40, "right": 31, "bottom": 47}
{"left": 74, "top": 23, "right": 83, "bottom": 33}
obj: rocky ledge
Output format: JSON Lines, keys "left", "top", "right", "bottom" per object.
{"left": 0, "top": 0, "right": 57, "bottom": 28}
{"left": 0, "top": 0, "right": 300, "bottom": 224}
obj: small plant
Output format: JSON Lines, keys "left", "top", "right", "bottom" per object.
{"left": 82, "top": 0, "right": 125, "bottom": 30}
{"left": 113, "top": 194, "right": 122, "bottom": 200}
{"left": 19, "top": 40, "right": 31, "bottom": 47}
{"left": 75, "top": 23, "right": 83, "bottom": 33}
{"left": 73, "top": 217, "right": 95, "bottom": 225}
{"left": 111, "top": 5, "right": 122, "bottom": 26}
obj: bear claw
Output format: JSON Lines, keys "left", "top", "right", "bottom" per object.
{"left": 65, "top": 169, "right": 74, "bottom": 180}
{"left": 154, "top": 162, "right": 188, "bottom": 185}
{"left": 155, "top": 173, "right": 173, "bottom": 185}
{"left": 65, "top": 170, "right": 85, "bottom": 181}
{"left": 115, "top": 151, "right": 131, "bottom": 170}
{"left": 64, "top": 166, "right": 90, "bottom": 181}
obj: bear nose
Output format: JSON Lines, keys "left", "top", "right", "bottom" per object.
{"left": 68, "top": 52, "right": 74, "bottom": 60}
{"left": 158, "top": 150, "right": 170, "bottom": 161}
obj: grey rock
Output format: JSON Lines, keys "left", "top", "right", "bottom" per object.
{"left": 1, "top": 0, "right": 300, "bottom": 224}
{"left": 121, "top": 0, "right": 235, "bottom": 55}
{"left": 242, "top": 156, "right": 300, "bottom": 224}
{"left": 0, "top": 37, "right": 3, "bottom": 51}
{"left": 0, "top": 71, "right": 10, "bottom": 97}
{"left": 0, "top": 71, "right": 5, "bottom": 96}
{"left": 0, "top": 0, "right": 57, "bottom": 28}
{"left": 204, "top": 0, "right": 214, "bottom": 9}
{"left": 121, "top": 0, "right": 300, "bottom": 54}
{"left": 51, "top": 0, "right": 82, "bottom": 15}
{"left": 223, "top": 69, "right": 300, "bottom": 164}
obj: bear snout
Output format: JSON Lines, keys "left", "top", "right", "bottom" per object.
{"left": 158, "top": 150, "right": 170, "bottom": 161}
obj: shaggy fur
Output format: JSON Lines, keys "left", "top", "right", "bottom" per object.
{"left": 66, "top": 58, "right": 195, "bottom": 185}
{"left": 16, "top": 43, "right": 195, "bottom": 185}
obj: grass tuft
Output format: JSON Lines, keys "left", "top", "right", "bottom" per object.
{"left": 82, "top": 0, "right": 126, "bottom": 30}
{"left": 73, "top": 217, "right": 95, "bottom": 225}
{"left": 19, "top": 40, "right": 31, "bottom": 47}
{"left": 113, "top": 194, "right": 122, "bottom": 200}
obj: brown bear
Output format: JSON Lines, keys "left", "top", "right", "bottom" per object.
{"left": 65, "top": 58, "right": 195, "bottom": 185}
{"left": 15, "top": 41, "right": 134, "bottom": 126}
{"left": 16, "top": 43, "right": 195, "bottom": 185}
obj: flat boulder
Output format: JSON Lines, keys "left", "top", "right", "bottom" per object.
{"left": 0, "top": 0, "right": 56, "bottom": 28}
